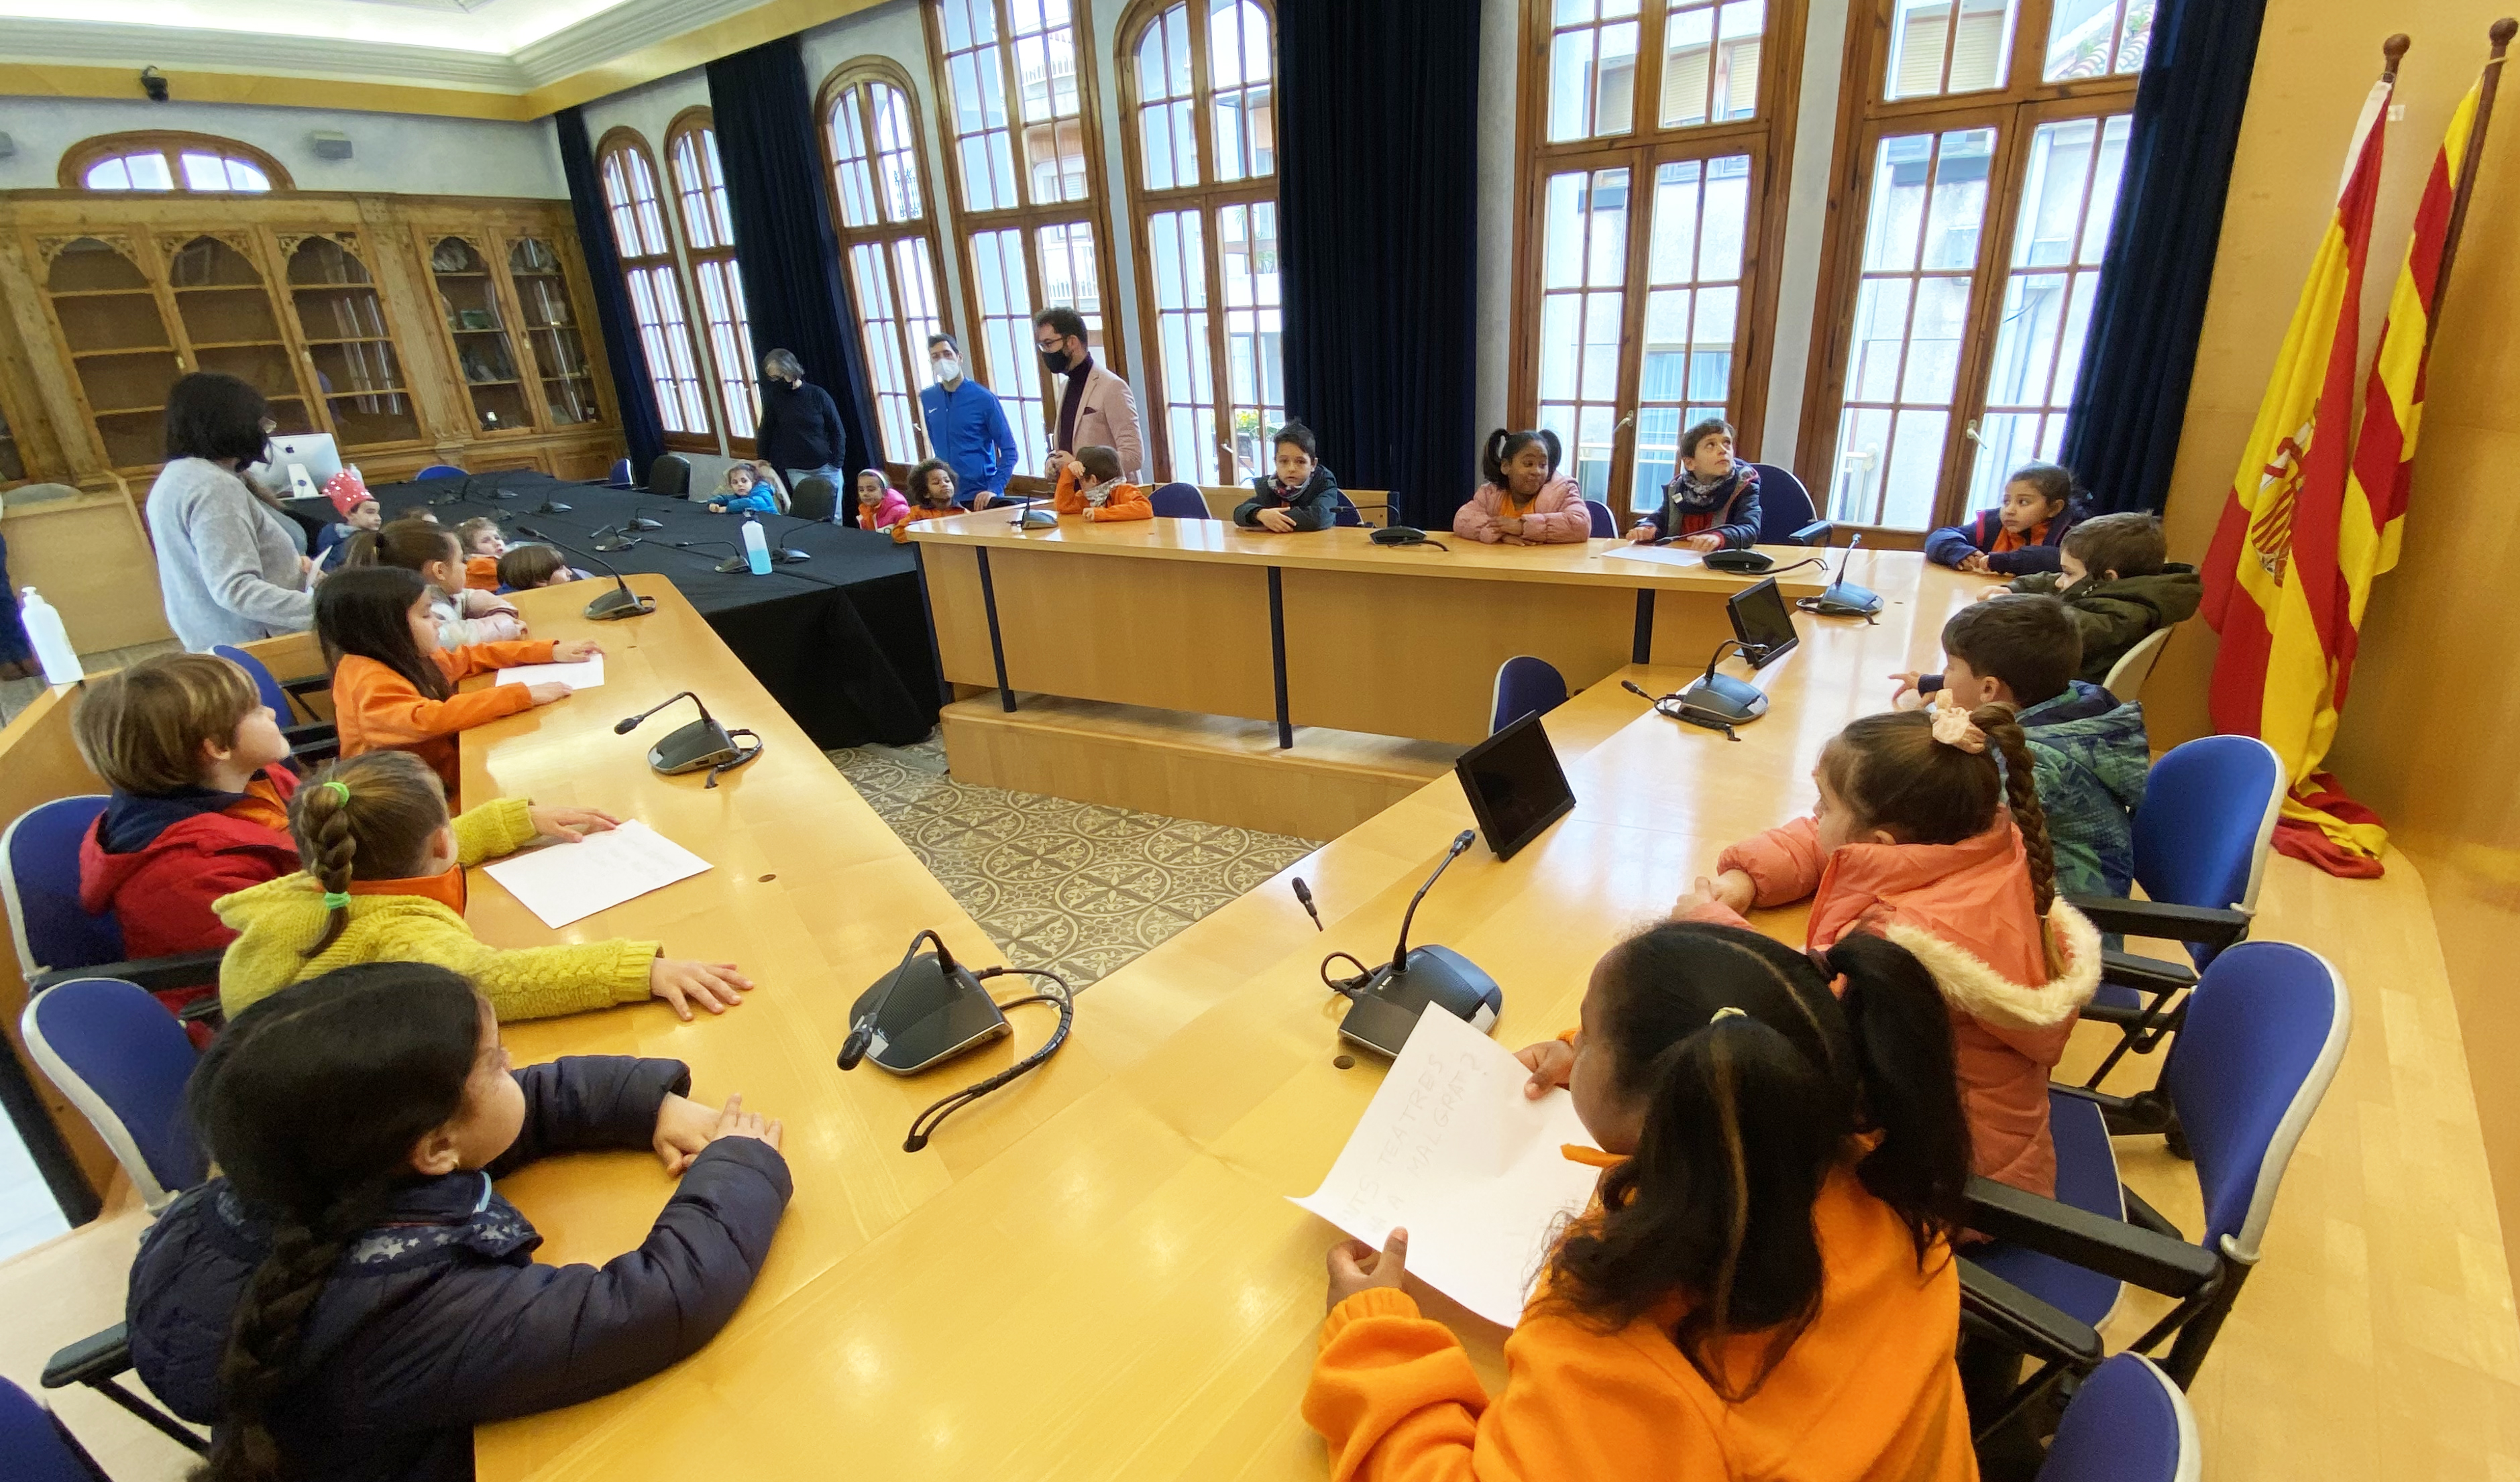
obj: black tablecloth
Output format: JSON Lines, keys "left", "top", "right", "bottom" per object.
{"left": 288, "top": 471, "right": 942, "bottom": 748}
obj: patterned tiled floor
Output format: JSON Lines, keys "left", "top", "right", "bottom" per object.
{"left": 825, "top": 737, "right": 1319, "bottom": 990}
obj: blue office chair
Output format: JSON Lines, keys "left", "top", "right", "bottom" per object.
{"left": 1150, "top": 482, "right": 1211, "bottom": 519}
{"left": 1331, "top": 492, "right": 1367, "bottom": 527}
{"left": 415, "top": 464, "right": 466, "bottom": 481}
{"left": 1490, "top": 657, "right": 1568, "bottom": 735}
{"left": 608, "top": 457, "right": 635, "bottom": 490}
{"left": 2067, "top": 735, "right": 2284, "bottom": 1129}
{"left": 2037, "top": 1355, "right": 2199, "bottom": 1482}
{"left": 209, "top": 646, "right": 338, "bottom": 762}
{"left": 2, "top": 799, "right": 226, "bottom": 1004}
{"left": 1961, "top": 942, "right": 2350, "bottom": 1436}
{"left": 21, "top": 977, "right": 207, "bottom": 1210}
{"left": 1749, "top": 463, "right": 1832, "bottom": 545}
{"left": 0, "top": 1375, "right": 109, "bottom": 1482}
{"left": 1583, "top": 500, "right": 1617, "bottom": 538}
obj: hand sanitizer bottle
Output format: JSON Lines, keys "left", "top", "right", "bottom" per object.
{"left": 19, "top": 588, "right": 83, "bottom": 685}
{"left": 741, "top": 517, "right": 773, "bottom": 575}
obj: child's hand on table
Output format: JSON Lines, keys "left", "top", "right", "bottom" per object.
{"left": 1957, "top": 551, "right": 1992, "bottom": 575}
{"left": 1255, "top": 507, "right": 1297, "bottom": 532}
{"left": 1326, "top": 1228, "right": 1411, "bottom": 1310}
{"left": 1682, "top": 532, "right": 1724, "bottom": 552}
{"left": 1977, "top": 584, "right": 2010, "bottom": 603}
{"left": 1513, "top": 1037, "right": 1574, "bottom": 1099}
{"left": 526, "top": 804, "right": 620, "bottom": 841}
{"left": 1888, "top": 671, "right": 1928, "bottom": 710}
{"left": 524, "top": 681, "right": 573, "bottom": 706}
{"left": 653, "top": 1091, "right": 782, "bottom": 1172}
{"left": 1674, "top": 870, "right": 1755, "bottom": 919}
{"left": 649, "top": 958, "right": 755, "bottom": 1020}
{"left": 550, "top": 639, "right": 604, "bottom": 663}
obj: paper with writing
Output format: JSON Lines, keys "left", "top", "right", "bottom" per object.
{"left": 1292, "top": 1005, "right": 1604, "bottom": 1326}
{"left": 496, "top": 656, "right": 605, "bottom": 690}
{"left": 480, "top": 819, "right": 710, "bottom": 929}
{"left": 1598, "top": 545, "right": 1705, "bottom": 569}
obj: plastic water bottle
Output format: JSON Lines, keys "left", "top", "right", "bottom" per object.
{"left": 19, "top": 588, "right": 83, "bottom": 686}
{"left": 741, "top": 517, "right": 772, "bottom": 575}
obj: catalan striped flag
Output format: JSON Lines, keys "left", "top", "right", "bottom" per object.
{"left": 2201, "top": 74, "right": 2393, "bottom": 872}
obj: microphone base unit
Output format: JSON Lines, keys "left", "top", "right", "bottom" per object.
{"left": 712, "top": 556, "right": 751, "bottom": 574}
{"left": 1678, "top": 672, "right": 1768, "bottom": 725}
{"left": 1336, "top": 946, "right": 1503, "bottom": 1059}
{"left": 773, "top": 549, "right": 812, "bottom": 564}
{"left": 647, "top": 717, "right": 744, "bottom": 775}
{"left": 584, "top": 586, "right": 655, "bottom": 622}
{"left": 1015, "top": 509, "right": 1058, "bottom": 530}
{"left": 628, "top": 516, "right": 665, "bottom": 532}
{"left": 845, "top": 954, "right": 1011, "bottom": 1074}
{"left": 535, "top": 499, "right": 574, "bottom": 514}
{"left": 1809, "top": 581, "right": 1883, "bottom": 618}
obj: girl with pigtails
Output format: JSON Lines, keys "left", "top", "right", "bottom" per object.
{"left": 1454, "top": 428, "right": 1594, "bottom": 545}
{"left": 213, "top": 749, "right": 753, "bottom": 1024}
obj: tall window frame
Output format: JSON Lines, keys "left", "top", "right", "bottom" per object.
{"left": 596, "top": 127, "right": 718, "bottom": 450}
{"left": 1116, "top": 0, "right": 1282, "bottom": 485}
{"left": 1799, "top": 0, "right": 2147, "bottom": 534}
{"left": 926, "top": 0, "right": 1128, "bottom": 477}
{"left": 664, "top": 108, "right": 761, "bottom": 452}
{"left": 1507, "top": 0, "right": 1810, "bottom": 524}
{"left": 820, "top": 58, "right": 954, "bottom": 464}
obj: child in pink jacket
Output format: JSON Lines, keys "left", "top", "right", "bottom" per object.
{"left": 853, "top": 469, "right": 911, "bottom": 531}
{"left": 1454, "top": 429, "right": 1594, "bottom": 545}
{"left": 1676, "top": 704, "right": 2100, "bottom": 1198}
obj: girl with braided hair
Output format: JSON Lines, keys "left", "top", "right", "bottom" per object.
{"left": 1676, "top": 703, "right": 2100, "bottom": 1198}
{"left": 214, "top": 750, "right": 755, "bottom": 1024}
{"left": 126, "top": 962, "right": 790, "bottom": 1482}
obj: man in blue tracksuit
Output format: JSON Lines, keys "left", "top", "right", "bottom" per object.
{"left": 917, "top": 333, "right": 1021, "bottom": 508}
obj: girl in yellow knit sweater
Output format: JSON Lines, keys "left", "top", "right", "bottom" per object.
{"left": 215, "top": 750, "right": 753, "bottom": 1023}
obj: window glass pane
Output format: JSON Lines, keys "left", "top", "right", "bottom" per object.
{"left": 1211, "top": 0, "right": 1274, "bottom": 180}
{"left": 895, "top": 237, "right": 944, "bottom": 366}
{"left": 85, "top": 158, "right": 133, "bottom": 190}
{"left": 179, "top": 154, "right": 227, "bottom": 190}
{"left": 969, "top": 227, "right": 1044, "bottom": 473}
{"left": 1662, "top": 0, "right": 1763, "bottom": 127}
{"left": 1149, "top": 209, "right": 1215, "bottom": 481}
{"left": 1631, "top": 155, "right": 1750, "bottom": 502}
{"left": 2114, "top": 0, "right": 2152, "bottom": 73}
{"left": 1535, "top": 167, "right": 1629, "bottom": 503}
{"left": 1220, "top": 201, "right": 1282, "bottom": 481}
{"left": 125, "top": 153, "right": 174, "bottom": 190}
{"left": 853, "top": 243, "right": 917, "bottom": 458}
{"left": 226, "top": 159, "right": 270, "bottom": 191}
{"left": 1035, "top": 220, "right": 1103, "bottom": 354}
{"left": 1886, "top": 0, "right": 2018, "bottom": 99}
{"left": 830, "top": 88, "right": 880, "bottom": 228}
{"left": 2043, "top": 0, "right": 2148, "bottom": 80}
{"left": 1138, "top": 7, "right": 1196, "bottom": 190}
{"left": 870, "top": 84, "right": 927, "bottom": 221}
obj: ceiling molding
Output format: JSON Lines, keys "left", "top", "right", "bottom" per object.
{"left": 0, "top": 17, "right": 528, "bottom": 91}
{"left": 0, "top": 61, "right": 543, "bottom": 121}
{"left": 509, "top": 0, "right": 775, "bottom": 87}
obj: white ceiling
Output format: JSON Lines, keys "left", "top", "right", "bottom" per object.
{"left": 0, "top": 0, "right": 633, "bottom": 52}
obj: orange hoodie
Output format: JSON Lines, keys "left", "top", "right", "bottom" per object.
{"left": 331, "top": 640, "right": 557, "bottom": 796}
{"left": 1051, "top": 463, "right": 1152, "bottom": 522}
{"left": 1303, "top": 1160, "right": 1976, "bottom": 1482}
{"left": 464, "top": 555, "right": 502, "bottom": 591}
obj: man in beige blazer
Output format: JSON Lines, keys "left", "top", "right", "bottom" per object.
{"left": 1034, "top": 306, "right": 1144, "bottom": 482}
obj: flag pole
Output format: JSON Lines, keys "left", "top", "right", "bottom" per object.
{"left": 2383, "top": 32, "right": 2412, "bottom": 84}
{"left": 2427, "top": 19, "right": 2516, "bottom": 350}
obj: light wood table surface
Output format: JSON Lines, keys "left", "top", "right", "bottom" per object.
{"left": 475, "top": 552, "right": 1972, "bottom": 1479}
{"left": 907, "top": 513, "right": 1841, "bottom": 746}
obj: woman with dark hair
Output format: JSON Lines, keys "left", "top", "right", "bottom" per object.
{"left": 148, "top": 372, "right": 315, "bottom": 650}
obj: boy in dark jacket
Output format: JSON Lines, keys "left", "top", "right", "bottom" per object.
{"left": 1234, "top": 418, "right": 1344, "bottom": 531}
{"left": 1627, "top": 417, "right": 1762, "bottom": 549}
{"left": 1925, "top": 461, "right": 2081, "bottom": 575}
{"left": 2002, "top": 511, "right": 2202, "bottom": 684}
{"left": 73, "top": 654, "right": 299, "bottom": 1013}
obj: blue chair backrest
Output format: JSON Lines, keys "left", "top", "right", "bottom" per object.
{"left": 1490, "top": 657, "right": 1568, "bottom": 736}
{"left": 609, "top": 457, "right": 634, "bottom": 488}
{"left": 1582, "top": 500, "right": 1616, "bottom": 538}
{"left": 210, "top": 644, "right": 292, "bottom": 719}
{"left": 2134, "top": 735, "right": 2283, "bottom": 923}
{"left": 1750, "top": 462, "right": 1820, "bottom": 540}
{"left": 1150, "top": 482, "right": 1211, "bottom": 519}
{"left": 1331, "top": 492, "right": 1364, "bottom": 528}
{"left": 22, "top": 977, "right": 207, "bottom": 1209}
{"left": 3, "top": 797, "right": 121, "bottom": 976}
{"left": 2162, "top": 942, "right": 2350, "bottom": 1262}
{"left": 0, "top": 1375, "right": 105, "bottom": 1482}
{"left": 2037, "top": 1354, "right": 2197, "bottom": 1482}
{"left": 415, "top": 465, "right": 465, "bottom": 481}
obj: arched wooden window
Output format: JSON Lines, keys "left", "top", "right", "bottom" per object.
{"left": 665, "top": 110, "right": 760, "bottom": 448}
{"left": 822, "top": 60, "right": 951, "bottom": 463}
{"left": 1801, "top": 0, "right": 2149, "bottom": 531}
{"left": 1118, "top": 0, "right": 1280, "bottom": 483}
{"left": 927, "top": 0, "right": 1126, "bottom": 475}
{"left": 596, "top": 129, "right": 717, "bottom": 447}
{"left": 64, "top": 132, "right": 290, "bottom": 192}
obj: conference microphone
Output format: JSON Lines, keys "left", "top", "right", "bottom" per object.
{"left": 1292, "top": 877, "right": 1323, "bottom": 931}
{"left": 515, "top": 524, "right": 653, "bottom": 622}
{"left": 746, "top": 514, "right": 815, "bottom": 564}
{"left": 669, "top": 538, "right": 751, "bottom": 575}
{"left": 839, "top": 929, "right": 969, "bottom": 1072}
{"left": 582, "top": 522, "right": 640, "bottom": 553}
{"left": 427, "top": 475, "right": 476, "bottom": 508}
{"left": 613, "top": 690, "right": 762, "bottom": 787}
{"left": 1323, "top": 830, "right": 1502, "bottom": 1058}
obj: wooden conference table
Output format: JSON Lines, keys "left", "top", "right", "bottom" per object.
{"left": 908, "top": 513, "right": 1837, "bottom": 746}
{"left": 467, "top": 552, "right": 1978, "bottom": 1480}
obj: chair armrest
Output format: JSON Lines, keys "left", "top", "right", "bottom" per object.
{"left": 30, "top": 950, "right": 226, "bottom": 996}
{"left": 278, "top": 675, "right": 328, "bottom": 697}
{"left": 1958, "top": 1261, "right": 2104, "bottom": 1369}
{"left": 2095, "top": 948, "right": 2195, "bottom": 1003}
{"left": 281, "top": 721, "right": 337, "bottom": 746}
{"left": 1787, "top": 519, "right": 1833, "bottom": 546}
{"left": 2065, "top": 895, "right": 2252, "bottom": 952}
{"left": 1964, "top": 1176, "right": 2220, "bottom": 1297}
{"left": 42, "top": 1324, "right": 131, "bottom": 1388}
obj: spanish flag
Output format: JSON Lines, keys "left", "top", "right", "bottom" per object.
{"left": 2201, "top": 75, "right": 2393, "bottom": 873}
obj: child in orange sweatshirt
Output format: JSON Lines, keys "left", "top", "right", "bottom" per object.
{"left": 1305, "top": 922, "right": 1979, "bottom": 1482}
{"left": 1050, "top": 444, "right": 1151, "bottom": 522}
{"left": 456, "top": 516, "right": 508, "bottom": 591}
{"left": 315, "top": 565, "right": 592, "bottom": 799}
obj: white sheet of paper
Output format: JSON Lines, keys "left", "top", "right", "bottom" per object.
{"left": 1291, "top": 1005, "right": 1605, "bottom": 1326}
{"left": 1599, "top": 544, "right": 1704, "bottom": 569}
{"left": 480, "top": 819, "right": 710, "bottom": 929}
{"left": 496, "top": 656, "right": 605, "bottom": 690}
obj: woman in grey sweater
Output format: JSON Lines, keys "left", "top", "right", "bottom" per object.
{"left": 148, "top": 373, "right": 315, "bottom": 651}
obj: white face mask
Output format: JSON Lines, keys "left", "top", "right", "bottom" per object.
{"left": 933, "top": 356, "right": 962, "bottom": 386}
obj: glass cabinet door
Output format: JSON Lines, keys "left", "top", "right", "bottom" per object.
{"left": 165, "top": 234, "right": 315, "bottom": 438}
{"left": 427, "top": 235, "right": 532, "bottom": 435}
{"left": 42, "top": 236, "right": 186, "bottom": 470}
{"left": 286, "top": 235, "right": 421, "bottom": 449}
{"left": 506, "top": 237, "right": 602, "bottom": 427}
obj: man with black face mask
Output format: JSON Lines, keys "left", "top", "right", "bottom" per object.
{"left": 1032, "top": 307, "right": 1142, "bottom": 483}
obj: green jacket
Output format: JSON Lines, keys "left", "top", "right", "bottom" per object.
{"left": 2009, "top": 564, "right": 2202, "bottom": 683}
{"left": 2016, "top": 682, "right": 2150, "bottom": 900}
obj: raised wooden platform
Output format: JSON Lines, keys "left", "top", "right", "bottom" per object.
{"left": 939, "top": 693, "right": 1463, "bottom": 840}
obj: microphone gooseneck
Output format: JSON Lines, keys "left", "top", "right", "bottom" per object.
{"left": 1391, "top": 830, "right": 1478, "bottom": 967}
{"left": 614, "top": 690, "right": 712, "bottom": 736}
{"left": 515, "top": 524, "right": 648, "bottom": 618}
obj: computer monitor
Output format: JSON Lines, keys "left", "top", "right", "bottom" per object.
{"left": 1727, "top": 577, "right": 1800, "bottom": 669}
{"left": 260, "top": 433, "right": 343, "bottom": 499}
{"left": 1454, "top": 711, "right": 1577, "bottom": 862}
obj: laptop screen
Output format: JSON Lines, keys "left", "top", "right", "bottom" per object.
{"left": 1455, "top": 711, "right": 1577, "bottom": 862}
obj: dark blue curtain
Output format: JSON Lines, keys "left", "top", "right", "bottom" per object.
{"left": 2057, "top": 0, "right": 2271, "bottom": 515}
{"left": 1278, "top": 0, "right": 1482, "bottom": 531}
{"left": 554, "top": 107, "right": 665, "bottom": 479}
{"left": 706, "top": 37, "right": 885, "bottom": 473}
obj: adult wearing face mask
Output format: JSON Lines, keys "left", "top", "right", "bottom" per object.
{"left": 917, "top": 333, "right": 1021, "bottom": 509}
{"left": 755, "top": 347, "right": 847, "bottom": 513}
{"left": 1033, "top": 307, "right": 1142, "bottom": 484}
